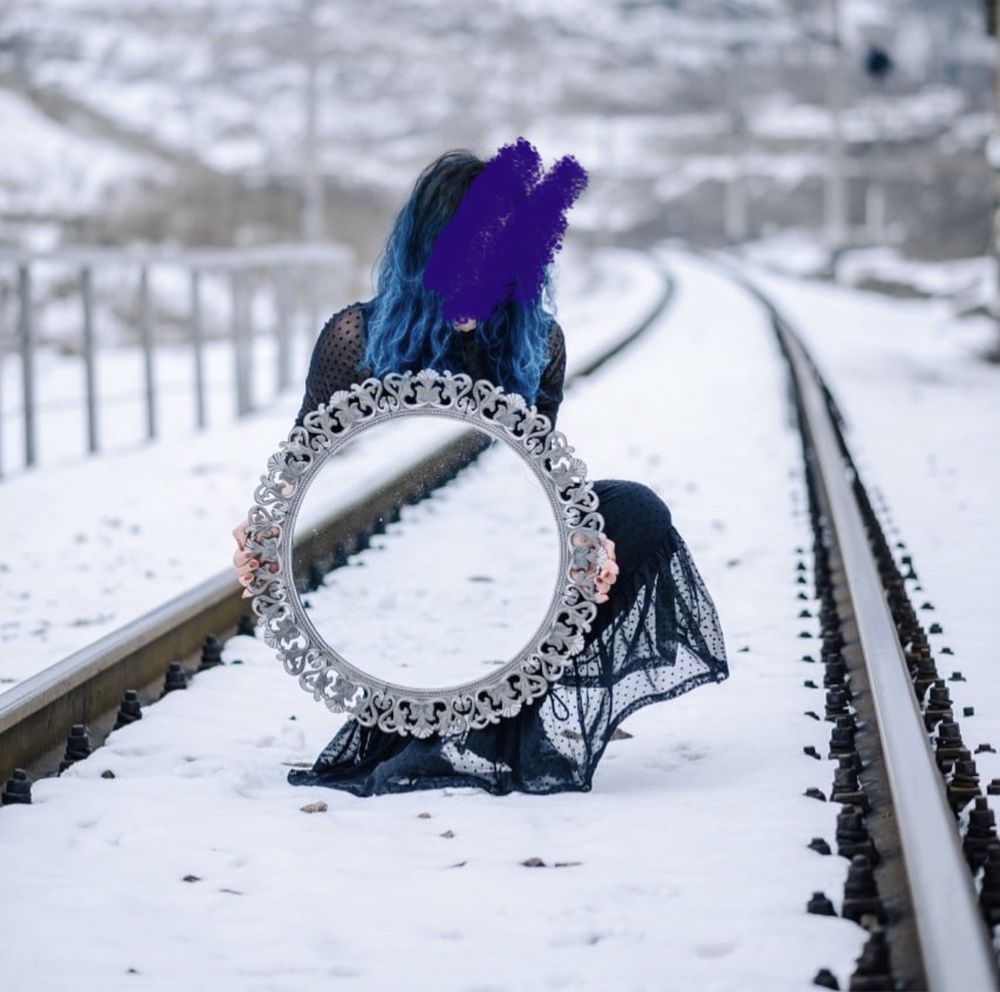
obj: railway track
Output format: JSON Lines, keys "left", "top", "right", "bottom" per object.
{"left": 0, "top": 271, "right": 675, "bottom": 792}
{"left": 715, "top": 256, "right": 1000, "bottom": 992}
{"left": 2, "top": 253, "right": 997, "bottom": 991}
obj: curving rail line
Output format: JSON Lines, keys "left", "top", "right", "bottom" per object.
{"left": 717, "top": 254, "right": 999, "bottom": 992}
{"left": 4, "top": 249, "right": 996, "bottom": 990}
{"left": 0, "top": 273, "right": 676, "bottom": 789}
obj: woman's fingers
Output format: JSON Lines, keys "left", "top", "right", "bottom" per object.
{"left": 235, "top": 559, "right": 277, "bottom": 584}
{"left": 233, "top": 521, "right": 280, "bottom": 544}
{"left": 233, "top": 515, "right": 278, "bottom": 597}
{"left": 595, "top": 556, "right": 619, "bottom": 592}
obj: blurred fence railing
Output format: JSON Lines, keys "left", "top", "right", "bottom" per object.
{"left": 0, "top": 241, "right": 354, "bottom": 478}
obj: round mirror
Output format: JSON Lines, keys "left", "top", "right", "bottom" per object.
{"left": 293, "top": 417, "right": 564, "bottom": 688}
{"left": 244, "top": 369, "right": 607, "bottom": 738}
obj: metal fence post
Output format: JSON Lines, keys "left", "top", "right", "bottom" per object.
{"left": 138, "top": 264, "right": 156, "bottom": 440}
{"left": 190, "top": 268, "right": 207, "bottom": 430}
{"left": 81, "top": 265, "right": 99, "bottom": 454}
{"left": 245, "top": 269, "right": 256, "bottom": 414}
{"left": 0, "top": 287, "right": 4, "bottom": 480}
{"left": 17, "top": 262, "right": 35, "bottom": 468}
{"left": 275, "top": 266, "right": 292, "bottom": 393}
{"left": 231, "top": 268, "right": 252, "bottom": 417}
{"left": 307, "top": 264, "right": 321, "bottom": 345}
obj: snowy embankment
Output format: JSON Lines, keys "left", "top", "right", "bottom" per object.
{"left": 0, "top": 248, "right": 864, "bottom": 991}
{"left": 727, "top": 253, "right": 1000, "bottom": 808}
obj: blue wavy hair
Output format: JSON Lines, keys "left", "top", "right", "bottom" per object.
{"left": 361, "top": 148, "right": 556, "bottom": 405}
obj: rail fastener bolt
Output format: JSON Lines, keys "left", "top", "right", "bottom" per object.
{"left": 1, "top": 768, "right": 32, "bottom": 805}
{"left": 849, "top": 924, "right": 892, "bottom": 992}
{"left": 825, "top": 687, "right": 851, "bottom": 721}
{"left": 824, "top": 630, "right": 845, "bottom": 652}
{"left": 946, "top": 755, "right": 981, "bottom": 814}
{"left": 829, "top": 716, "right": 857, "bottom": 759}
{"left": 831, "top": 763, "right": 868, "bottom": 813}
{"left": 980, "top": 842, "right": 1000, "bottom": 929}
{"left": 836, "top": 806, "right": 879, "bottom": 864}
{"left": 306, "top": 561, "right": 324, "bottom": 592}
{"left": 162, "top": 662, "right": 188, "bottom": 696}
{"left": 113, "top": 689, "right": 143, "bottom": 730}
{"left": 807, "top": 891, "right": 836, "bottom": 916}
{"left": 198, "top": 635, "right": 225, "bottom": 671}
{"left": 823, "top": 659, "right": 848, "bottom": 688}
{"left": 963, "top": 797, "right": 997, "bottom": 872}
{"left": 354, "top": 527, "right": 373, "bottom": 554}
{"left": 922, "top": 682, "right": 953, "bottom": 732}
{"left": 934, "top": 720, "right": 965, "bottom": 770}
{"left": 58, "top": 724, "right": 91, "bottom": 773}
{"left": 236, "top": 614, "right": 257, "bottom": 637}
{"left": 812, "top": 967, "right": 839, "bottom": 989}
{"left": 841, "top": 854, "right": 886, "bottom": 925}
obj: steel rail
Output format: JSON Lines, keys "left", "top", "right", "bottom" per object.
{"left": 725, "top": 258, "right": 999, "bottom": 992}
{"left": 0, "top": 270, "right": 676, "bottom": 787}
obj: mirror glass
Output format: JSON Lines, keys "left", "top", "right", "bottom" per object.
{"left": 291, "top": 416, "right": 564, "bottom": 690}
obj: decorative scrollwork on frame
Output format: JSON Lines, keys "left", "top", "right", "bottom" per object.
{"left": 243, "top": 369, "right": 606, "bottom": 739}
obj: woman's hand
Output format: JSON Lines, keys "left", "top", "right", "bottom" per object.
{"left": 233, "top": 481, "right": 293, "bottom": 598}
{"left": 232, "top": 520, "right": 278, "bottom": 599}
{"left": 593, "top": 537, "right": 619, "bottom": 604}
{"left": 570, "top": 534, "right": 620, "bottom": 604}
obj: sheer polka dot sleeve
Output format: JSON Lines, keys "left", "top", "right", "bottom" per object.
{"left": 535, "top": 318, "right": 567, "bottom": 429}
{"left": 293, "top": 302, "right": 367, "bottom": 428}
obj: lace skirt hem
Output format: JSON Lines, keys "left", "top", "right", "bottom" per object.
{"left": 287, "top": 508, "right": 729, "bottom": 798}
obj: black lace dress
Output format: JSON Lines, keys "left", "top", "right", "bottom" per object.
{"left": 285, "top": 301, "right": 730, "bottom": 796}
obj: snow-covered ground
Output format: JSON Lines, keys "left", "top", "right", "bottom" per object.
{"left": 725, "top": 251, "right": 1000, "bottom": 808}
{"left": 0, "top": 247, "right": 867, "bottom": 990}
{"left": 740, "top": 233, "right": 997, "bottom": 313}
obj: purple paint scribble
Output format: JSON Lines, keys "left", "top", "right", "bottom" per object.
{"left": 423, "top": 137, "right": 589, "bottom": 323}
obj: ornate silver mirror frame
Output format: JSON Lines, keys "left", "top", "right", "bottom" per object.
{"left": 244, "top": 368, "right": 607, "bottom": 739}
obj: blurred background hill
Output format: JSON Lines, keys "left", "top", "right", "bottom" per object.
{"left": 0, "top": 0, "right": 992, "bottom": 288}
